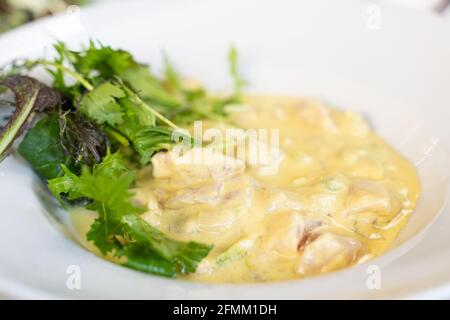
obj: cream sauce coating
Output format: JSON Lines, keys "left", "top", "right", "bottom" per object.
{"left": 72, "top": 96, "right": 420, "bottom": 282}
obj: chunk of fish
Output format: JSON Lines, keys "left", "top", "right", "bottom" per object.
{"left": 296, "top": 233, "right": 362, "bottom": 275}
{"left": 345, "top": 180, "right": 402, "bottom": 216}
{"left": 297, "top": 101, "right": 338, "bottom": 133}
{"left": 151, "top": 147, "right": 246, "bottom": 185}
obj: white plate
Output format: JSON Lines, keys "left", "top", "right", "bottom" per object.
{"left": 0, "top": 0, "right": 450, "bottom": 299}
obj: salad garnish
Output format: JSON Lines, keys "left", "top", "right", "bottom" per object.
{"left": 0, "top": 40, "right": 244, "bottom": 277}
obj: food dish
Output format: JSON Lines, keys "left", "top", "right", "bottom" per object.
{"left": 0, "top": 0, "right": 449, "bottom": 299}
{"left": 0, "top": 40, "right": 420, "bottom": 282}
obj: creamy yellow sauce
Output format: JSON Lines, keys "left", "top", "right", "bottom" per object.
{"left": 72, "top": 95, "right": 420, "bottom": 283}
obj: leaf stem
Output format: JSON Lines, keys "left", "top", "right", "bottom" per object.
{"left": 104, "top": 126, "right": 130, "bottom": 147}
{"left": 123, "top": 86, "right": 180, "bottom": 130}
{"left": 40, "top": 60, "right": 94, "bottom": 91}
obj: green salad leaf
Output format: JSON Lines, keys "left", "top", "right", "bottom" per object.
{"left": 54, "top": 41, "right": 182, "bottom": 108}
{"left": 132, "top": 127, "right": 175, "bottom": 165}
{"left": 79, "top": 81, "right": 125, "bottom": 126}
{"left": 120, "top": 214, "right": 212, "bottom": 275}
{"left": 76, "top": 80, "right": 178, "bottom": 165}
{"left": 18, "top": 115, "right": 73, "bottom": 180}
{"left": 48, "top": 152, "right": 212, "bottom": 277}
{"left": 48, "top": 41, "right": 242, "bottom": 124}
